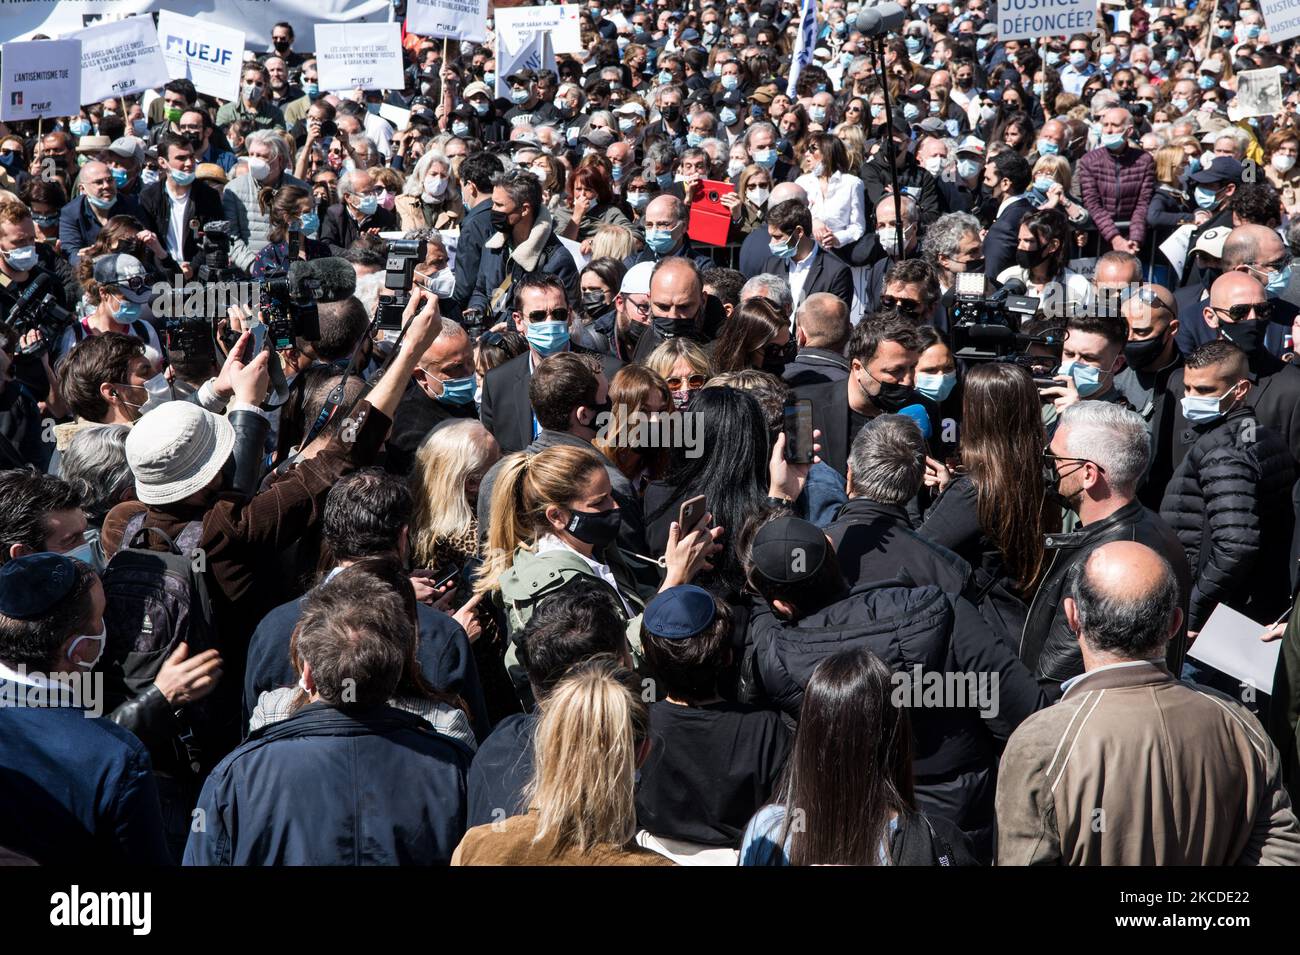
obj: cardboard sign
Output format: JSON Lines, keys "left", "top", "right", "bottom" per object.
{"left": 997, "top": 0, "right": 1098, "bottom": 42}
{"left": 157, "top": 10, "right": 245, "bottom": 102}
{"left": 1, "top": 39, "right": 81, "bottom": 123}
{"left": 315, "top": 22, "right": 406, "bottom": 92}
{"left": 495, "top": 4, "right": 582, "bottom": 57}
{"left": 70, "top": 16, "right": 170, "bottom": 103}
{"left": 406, "top": 0, "right": 490, "bottom": 43}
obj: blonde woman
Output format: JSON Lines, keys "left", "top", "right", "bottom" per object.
{"left": 452, "top": 658, "right": 673, "bottom": 865}
{"left": 1146, "top": 144, "right": 1196, "bottom": 244}
{"left": 589, "top": 223, "right": 639, "bottom": 261}
{"left": 410, "top": 420, "right": 502, "bottom": 573}
{"left": 397, "top": 151, "right": 464, "bottom": 231}
{"left": 646, "top": 338, "right": 713, "bottom": 411}
{"left": 835, "top": 123, "right": 866, "bottom": 172}
{"left": 1028, "top": 154, "right": 1091, "bottom": 228}
{"left": 719, "top": 164, "right": 774, "bottom": 242}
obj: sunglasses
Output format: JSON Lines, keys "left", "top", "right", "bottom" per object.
{"left": 666, "top": 374, "right": 707, "bottom": 390}
{"left": 478, "top": 330, "right": 506, "bottom": 348}
{"left": 109, "top": 275, "right": 150, "bottom": 295}
{"left": 879, "top": 295, "right": 923, "bottom": 314}
{"left": 524, "top": 308, "right": 570, "bottom": 323}
{"left": 1042, "top": 448, "right": 1107, "bottom": 475}
{"left": 1212, "top": 301, "right": 1273, "bottom": 322}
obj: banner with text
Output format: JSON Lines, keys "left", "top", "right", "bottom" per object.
{"left": 997, "top": 0, "right": 1097, "bottom": 41}
{"left": 1, "top": 38, "right": 81, "bottom": 122}
{"left": 315, "top": 22, "right": 406, "bottom": 92}
{"left": 157, "top": 10, "right": 245, "bottom": 101}
{"left": 495, "top": 4, "right": 582, "bottom": 56}
{"left": 0, "top": 1, "right": 390, "bottom": 49}
{"left": 69, "top": 16, "right": 170, "bottom": 103}
{"left": 407, "top": 0, "right": 490, "bottom": 43}
{"left": 1260, "top": 0, "right": 1300, "bottom": 44}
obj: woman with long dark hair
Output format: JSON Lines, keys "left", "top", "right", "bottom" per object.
{"left": 710, "top": 297, "right": 793, "bottom": 375}
{"left": 919, "top": 362, "right": 1054, "bottom": 600}
{"left": 740, "top": 648, "right": 975, "bottom": 865}
{"left": 643, "top": 387, "right": 769, "bottom": 598}
{"left": 997, "top": 206, "right": 1094, "bottom": 320}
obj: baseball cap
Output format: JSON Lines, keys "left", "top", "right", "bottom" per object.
{"left": 643, "top": 585, "right": 717, "bottom": 640}
{"left": 748, "top": 516, "right": 830, "bottom": 587}
{"left": 620, "top": 260, "right": 655, "bottom": 295}
{"left": 583, "top": 127, "right": 617, "bottom": 149}
{"left": 92, "top": 254, "right": 153, "bottom": 303}
{"left": 1188, "top": 156, "right": 1243, "bottom": 184}
{"left": 106, "top": 136, "right": 145, "bottom": 163}
{"left": 0, "top": 553, "right": 78, "bottom": 620}
{"left": 463, "top": 81, "right": 492, "bottom": 100}
{"left": 506, "top": 68, "right": 535, "bottom": 85}
{"left": 956, "top": 135, "right": 987, "bottom": 157}
{"left": 614, "top": 101, "right": 646, "bottom": 117}
{"left": 1192, "top": 225, "right": 1232, "bottom": 258}
{"left": 126, "top": 401, "right": 236, "bottom": 506}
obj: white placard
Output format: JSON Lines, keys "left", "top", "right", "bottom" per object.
{"left": 1187, "top": 603, "right": 1283, "bottom": 694}
{"left": 69, "top": 16, "right": 170, "bottom": 104}
{"left": 1229, "top": 67, "right": 1286, "bottom": 121}
{"left": 378, "top": 102, "right": 411, "bottom": 131}
{"left": 1261, "top": 0, "right": 1300, "bottom": 43}
{"left": 315, "top": 22, "right": 405, "bottom": 93}
{"left": 495, "top": 4, "right": 582, "bottom": 56}
{"left": 407, "top": 0, "right": 490, "bottom": 43}
{"left": 0, "top": 39, "right": 81, "bottom": 123}
{"left": 157, "top": 10, "right": 245, "bottom": 102}
{"left": 997, "top": 0, "right": 1098, "bottom": 42}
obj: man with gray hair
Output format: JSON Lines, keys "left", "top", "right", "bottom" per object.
{"left": 222, "top": 128, "right": 309, "bottom": 270}
{"left": 320, "top": 167, "right": 398, "bottom": 255}
{"left": 998, "top": 540, "right": 1300, "bottom": 865}
{"left": 739, "top": 274, "right": 793, "bottom": 315}
{"left": 1075, "top": 106, "right": 1155, "bottom": 256}
{"left": 1023, "top": 400, "right": 1191, "bottom": 698}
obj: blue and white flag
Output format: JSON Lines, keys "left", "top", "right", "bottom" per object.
{"left": 786, "top": 0, "right": 819, "bottom": 98}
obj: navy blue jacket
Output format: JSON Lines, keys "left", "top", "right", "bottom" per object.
{"left": 452, "top": 197, "right": 494, "bottom": 307}
{"left": 0, "top": 679, "right": 170, "bottom": 865}
{"left": 244, "top": 595, "right": 491, "bottom": 741}
{"left": 59, "top": 193, "right": 142, "bottom": 267}
{"left": 183, "top": 703, "right": 472, "bottom": 865}
{"left": 466, "top": 712, "right": 537, "bottom": 828}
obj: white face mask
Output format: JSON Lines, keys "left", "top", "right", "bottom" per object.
{"left": 923, "top": 155, "right": 944, "bottom": 176}
{"left": 1273, "top": 153, "right": 1296, "bottom": 174}
{"left": 748, "top": 186, "right": 770, "bottom": 206}
{"left": 67, "top": 621, "right": 107, "bottom": 670}
{"left": 246, "top": 155, "right": 272, "bottom": 182}
{"left": 422, "top": 267, "right": 456, "bottom": 297}
{"left": 423, "top": 175, "right": 449, "bottom": 201}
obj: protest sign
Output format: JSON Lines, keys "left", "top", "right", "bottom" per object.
{"left": 407, "top": 0, "right": 490, "bottom": 43}
{"left": 1229, "top": 66, "right": 1286, "bottom": 120}
{"left": 1260, "top": 0, "right": 1300, "bottom": 44}
{"left": 997, "top": 0, "right": 1097, "bottom": 41}
{"left": 157, "top": 10, "right": 244, "bottom": 102}
{"left": 315, "top": 22, "right": 406, "bottom": 92}
{"left": 495, "top": 4, "right": 582, "bottom": 56}
{"left": 69, "top": 16, "right": 170, "bottom": 103}
{"left": 0, "top": 39, "right": 80, "bottom": 123}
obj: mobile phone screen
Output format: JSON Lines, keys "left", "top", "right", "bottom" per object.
{"left": 783, "top": 399, "right": 814, "bottom": 464}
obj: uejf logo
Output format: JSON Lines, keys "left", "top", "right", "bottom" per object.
{"left": 49, "top": 885, "right": 151, "bottom": 935}
{"left": 9, "top": 92, "right": 21, "bottom": 108}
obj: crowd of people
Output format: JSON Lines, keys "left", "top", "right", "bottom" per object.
{"left": 3, "top": 0, "right": 1300, "bottom": 867}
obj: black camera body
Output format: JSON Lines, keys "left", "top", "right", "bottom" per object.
{"left": 376, "top": 238, "right": 427, "bottom": 331}
{"left": 260, "top": 270, "right": 321, "bottom": 351}
{"left": 4, "top": 270, "right": 74, "bottom": 355}
{"left": 193, "top": 219, "right": 239, "bottom": 285}
{"left": 949, "top": 275, "right": 1041, "bottom": 362}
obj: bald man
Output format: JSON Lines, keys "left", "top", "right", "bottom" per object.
{"left": 1076, "top": 106, "right": 1155, "bottom": 255}
{"left": 785, "top": 292, "right": 851, "bottom": 386}
{"left": 59, "top": 159, "right": 140, "bottom": 266}
{"left": 1168, "top": 271, "right": 1300, "bottom": 472}
{"left": 627, "top": 194, "right": 715, "bottom": 275}
{"left": 739, "top": 181, "right": 809, "bottom": 277}
{"left": 630, "top": 256, "right": 720, "bottom": 362}
{"left": 1031, "top": 119, "right": 1068, "bottom": 164}
{"left": 998, "top": 540, "right": 1300, "bottom": 865}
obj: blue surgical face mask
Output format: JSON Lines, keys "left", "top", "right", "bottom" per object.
{"left": 956, "top": 158, "right": 981, "bottom": 179}
{"left": 4, "top": 245, "right": 37, "bottom": 271}
{"left": 870, "top": 104, "right": 884, "bottom": 119}
{"left": 525, "top": 319, "right": 570, "bottom": 355}
{"left": 751, "top": 148, "right": 777, "bottom": 170}
{"left": 303, "top": 82, "right": 319, "bottom": 99}
{"left": 356, "top": 194, "right": 379, "bottom": 216}
{"left": 111, "top": 167, "right": 129, "bottom": 188}
{"left": 86, "top": 192, "right": 116, "bottom": 210}
{"left": 1194, "top": 185, "right": 1220, "bottom": 210}
{"left": 644, "top": 227, "right": 677, "bottom": 253}
{"left": 1181, "top": 387, "right": 1237, "bottom": 424}
{"left": 1265, "top": 264, "right": 1293, "bottom": 298}
{"left": 914, "top": 371, "right": 957, "bottom": 402}
{"left": 1033, "top": 176, "right": 1057, "bottom": 194}
{"left": 658, "top": 69, "right": 673, "bottom": 85}
{"left": 906, "top": 37, "right": 923, "bottom": 53}
{"left": 132, "top": 119, "right": 148, "bottom": 137}
{"left": 627, "top": 191, "right": 650, "bottom": 209}
{"left": 1059, "top": 359, "right": 1104, "bottom": 396}
{"left": 510, "top": 88, "right": 530, "bottom": 105}
{"left": 903, "top": 103, "right": 920, "bottom": 122}
{"left": 434, "top": 373, "right": 476, "bottom": 405}
{"left": 1033, "top": 82, "right": 1047, "bottom": 97}
{"left": 769, "top": 234, "right": 797, "bottom": 259}
{"left": 1069, "top": 52, "right": 1087, "bottom": 68}
{"left": 70, "top": 118, "right": 92, "bottom": 137}
{"left": 720, "top": 107, "right": 738, "bottom": 126}
{"left": 1172, "top": 97, "right": 1190, "bottom": 114}
{"left": 1102, "top": 132, "right": 1127, "bottom": 150}
{"left": 484, "top": 72, "right": 496, "bottom": 87}
{"left": 1037, "top": 138, "right": 1059, "bottom": 156}
{"left": 687, "top": 132, "right": 704, "bottom": 147}
{"left": 1100, "top": 54, "right": 1116, "bottom": 69}
{"left": 113, "top": 298, "right": 144, "bottom": 322}
{"left": 452, "top": 120, "right": 471, "bottom": 137}
{"left": 809, "top": 106, "right": 827, "bottom": 123}
{"left": 1198, "top": 75, "right": 1216, "bottom": 90}
{"left": 297, "top": 210, "right": 320, "bottom": 235}
{"left": 1046, "top": 51, "right": 1061, "bottom": 67}
{"left": 472, "top": 100, "right": 490, "bottom": 116}
{"left": 721, "top": 74, "right": 739, "bottom": 91}
{"left": 170, "top": 168, "right": 196, "bottom": 186}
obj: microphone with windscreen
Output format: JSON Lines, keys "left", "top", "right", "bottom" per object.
{"left": 897, "top": 403, "right": 933, "bottom": 441}
{"left": 853, "top": 2, "right": 906, "bottom": 35}
{"left": 288, "top": 257, "right": 358, "bottom": 303}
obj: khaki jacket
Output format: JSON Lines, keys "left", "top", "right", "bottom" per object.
{"left": 996, "top": 661, "right": 1300, "bottom": 865}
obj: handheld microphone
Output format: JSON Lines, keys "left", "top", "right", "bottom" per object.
{"left": 898, "top": 403, "right": 932, "bottom": 440}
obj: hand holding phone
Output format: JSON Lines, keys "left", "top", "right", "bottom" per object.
{"left": 678, "top": 494, "right": 708, "bottom": 534}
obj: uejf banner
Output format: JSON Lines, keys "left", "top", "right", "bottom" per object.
{"left": 407, "top": 0, "right": 490, "bottom": 43}
{"left": 0, "top": 39, "right": 81, "bottom": 122}
{"left": 998, "top": 0, "right": 1098, "bottom": 41}
{"left": 69, "top": 16, "right": 171, "bottom": 104}
{"left": 315, "top": 23, "right": 406, "bottom": 92}
{"left": 156, "top": 9, "right": 245, "bottom": 102}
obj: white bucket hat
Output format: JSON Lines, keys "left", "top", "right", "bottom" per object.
{"left": 125, "top": 401, "right": 235, "bottom": 506}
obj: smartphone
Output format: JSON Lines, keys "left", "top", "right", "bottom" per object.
{"left": 678, "top": 494, "right": 707, "bottom": 533}
{"left": 1032, "top": 376, "right": 1059, "bottom": 390}
{"left": 431, "top": 565, "right": 460, "bottom": 591}
{"left": 783, "top": 398, "right": 814, "bottom": 464}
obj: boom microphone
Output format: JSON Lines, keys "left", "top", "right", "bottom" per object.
{"left": 993, "top": 277, "right": 1027, "bottom": 300}
{"left": 854, "top": 2, "right": 906, "bottom": 36}
{"left": 288, "top": 257, "right": 357, "bottom": 303}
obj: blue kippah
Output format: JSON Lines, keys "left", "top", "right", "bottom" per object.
{"left": 643, "top": 585, "right": 717, "bottom": 640}
{"left": 0, "top": 553, "right": 78, "bottom": 621}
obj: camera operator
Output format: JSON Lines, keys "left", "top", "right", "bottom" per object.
{"left": 138, "top": 133, "right": 226, "bottom": 281}
{"left": 0, "top": 323, "right": 50, "bottom": 470}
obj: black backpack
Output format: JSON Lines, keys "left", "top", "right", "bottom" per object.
{"left": 101, "top": 513, "right": 217, "bottom": 697}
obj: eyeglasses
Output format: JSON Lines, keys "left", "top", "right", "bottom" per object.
{"left": 524, "top": 308, "right": 570, "bottom": 323}
{"left": 625, "top": 298, "right": 651, "bottom": 315}
{"left": 879, "top": 295, "right": 923, "bottom": 314}
{"left": 1043, "top": 448, "right": 1107, "bottom": 475}
{"left": 1246, "top": 257, "right": 1291, "bottom": 276}
{"left": 1211, "top": 301, "right": 1273, "bottom": 322}
{"left": 665, "top": 374, "right": 707, "bottom": 390}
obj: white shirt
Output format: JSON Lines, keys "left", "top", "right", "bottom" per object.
{"left": 165, "top": 184, "right": 190, "bottom": 262}
{"left": 536, "top": 533, "right": 634, "bottom": 617}
{"left": 363, "top": 112, "right": 395, "bottom": 159}
{"left": 795, "top": 170, "right": 865, "bottom": 247}
{"left": 995, "top": 265, "right": 1095, "bottom": 319}
{"left": 788, "top": 244, "right": 819, "bottom": 306}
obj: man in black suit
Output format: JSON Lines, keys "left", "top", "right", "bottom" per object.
{"left": 794, "top": 314, "right": 934, "bottom": 477}
{"left": 386, "top": 317, "right": 481, "bottom": 476}
{"left": 628, "top": 256, "right": 723, "bottom": 363}
{"left": 480, "top": 274, "right": 622, "bottom": 454}
{"left": 319, "top": 168, "right": 398, "bottom": 255}
{"left": 981, "top": 150, "right": 1034, "bottom": 281}
{"left": 136, "top": 133, "right": 225, "bottom": 278}
{"left": 738, "top": 181, "right": 808, "bottom": 277}
{"left": 759, "top": 199, "right": 854, "bottom": 308}
{"left": 450, "top": 151, "right": 504, "bottom": 309}
{"left": 784, "top": 292, "right": 851, "bottom": 387}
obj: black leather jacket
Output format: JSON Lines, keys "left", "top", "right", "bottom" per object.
{"left": 1019, "top": 498, "right": 1191, "bottom": 692}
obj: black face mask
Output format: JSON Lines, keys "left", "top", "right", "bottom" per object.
{"left": 662, "top": 105, "right": 682, "bottom": 124}
{"left": 1042, "top": 460, "right": 1082, "bottom": 513}
{"left": 1122, "top": 333, "right": 1168, "bottom": 371}
{"left": 1220, "top": 318, "right": 1265, "bottom": 356}
{"left": 859, "top": 367, "right": 915, "bottom": 413}
{"left": 274, "top": 39, "right": 292, "bottom": 53}
{"left": 490, "top": 210, "right": 512, "bottom": 235}
{"left": 1015, "top": 246, "right": 1047, "bottom": 271}
{"left": 566, "top": 506, "right": 622, "bottom": 549}
{"left": 653, "top": 311, "right": 699, "bottom": 340}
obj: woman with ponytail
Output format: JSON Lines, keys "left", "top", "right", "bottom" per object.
{"left": 452, "top": 657, "right": 673, "bottom": 865}
{"left": 249, "top": 184, "right": 329, "bottom": 279}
